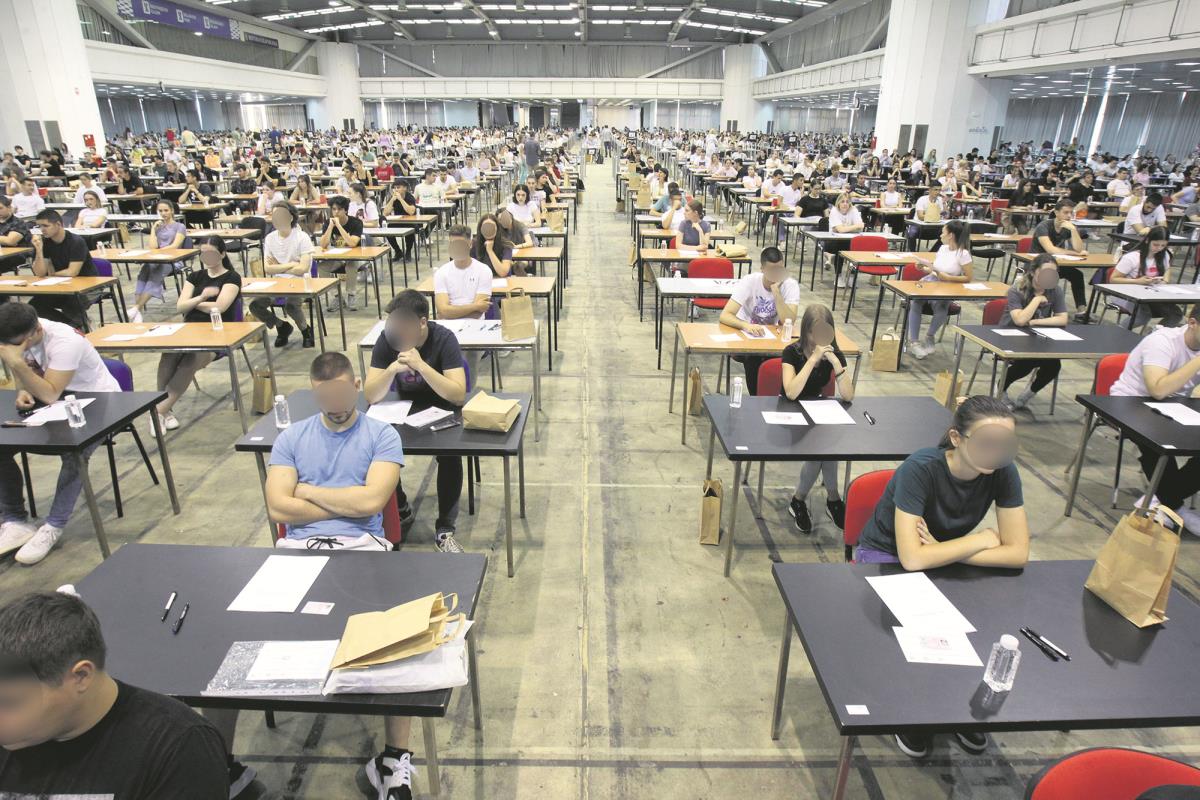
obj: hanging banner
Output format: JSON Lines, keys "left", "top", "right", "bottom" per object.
{"left": 117, "top": 0, "right": 241, "bottom": 39}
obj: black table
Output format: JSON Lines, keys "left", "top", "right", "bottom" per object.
{"left": 703, "top": 395, "right": 949, "bottom": 577}
{"left": 0, "top": 389, "right": 179, "bottom": 558}
{"left": 1065, "top": 394, "right": 1200, "bottom": 517}
{"left": 234, "top": 389, "right": 529, "bottom": 577}
{"left": 771, "top": 560, "right": 1200, "bottom": 800}
{"left": 76, "top": 543, "right": 485, "bottom": 799}
{"left": 949, "top": 324, "right": 1143, "bottom": 411}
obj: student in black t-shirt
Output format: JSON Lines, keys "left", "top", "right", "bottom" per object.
{"left": 153, "top": 236, "right": 242, "bottom": 432}
{"left": 364, "top": 290, "right": 469, "bottom": 554}
{"left": 472, "top": 214, "right": 514, "bottom": 277}
{"left": 30, "top": 209, "right": 95, "bottom": 328}
{"left": 780, "top": 304, "right": 854, "bottom": 533}
{"left": 0, "top": 591, "right": 227, "bottom": 799}
{"left": 114, "top": 165, "right": 145, "bottom": 214}
{"left": 318, "top": 195, "right": 364, "bottom": 312}
{"left": 1031, "top": 199, "right": 1089, "bottom": 319}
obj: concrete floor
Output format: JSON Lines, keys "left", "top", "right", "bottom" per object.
{"left": 4, "top": 162, "right": 1200, "bottom": 800}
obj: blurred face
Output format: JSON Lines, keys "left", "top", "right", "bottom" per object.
{"left": 35, "top": 218, "right": 60, "bottom": 238}
{"left": 1143, "top": 201, "right": 1157, "bottom": 215}
{"left": 1033, "top": 265, "right": 1060, "bottom": 291}
{"left": 761, "top": 260, "right": 787, "bottom": 286}
{"left": 480, "top": 219, "right": 498, "bottom": 240}
{"left": 199, "top": 244, "right": 223, "bottom": 269}
{"left": 20, "top": 181, "right": 34, "bottom": 195}
{"left": 311, "top": 372, "right": 360, "bottom": 426}
{"left": 0, "top": 669, "right": 93, "bottom": 750}
{"left": 940, "top": 225, "right": 956, "bottom": 247}
{"left": 383, "top": 310, "right": 426, "bottom": 353}
{"left": 1149, "top": 239, "right": 1168, "bottom": 256}
{"left": 809, "top": 319, "right": 835, "bottom": 347}
{"left": 448, "top": 235, "right": 471, "bottom": 262}
{"left": 497, "top": 210, "right": 513, "bottom": 229}
{"left": 837, "top": 198, "right": 851, "bottom": 213}
{"left": 269, "top": 207, "right": 292, "bottom": 229}
{"left": 1056, "top": 205, "right": 1073, "bottom": 223}
{"left": 950, "top": 417, "right": 1018, "bottom": 474}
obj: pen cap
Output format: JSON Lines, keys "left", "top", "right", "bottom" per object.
{"left": 1000, "top": 634, "right": 1019, "bottom": 650}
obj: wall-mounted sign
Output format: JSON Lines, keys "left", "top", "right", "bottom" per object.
{"left": 117, "top": 0, "right": 241, "bottom": 39}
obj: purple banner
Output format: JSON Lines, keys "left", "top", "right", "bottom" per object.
{"left": 118, "top": 0, "right": 241, "bottom": 39}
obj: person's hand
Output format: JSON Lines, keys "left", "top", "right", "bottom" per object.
{"left": 485, "top": 239, "right": 495, "bottom": 252}
{"left": 809, "top": 344, "right": 834, "bottom": 363}
{"left": 31, "top": 234, "right": 43, "bottom": 254}
{"left": 200, "top": 286, "right": 220, "bottom": 299}
{"left": 915, "top": 518, "right": 937, "bottom": 545}
{"left": 0, "top": 342, "right": 26, "bottom": 367}
{"left": 396, "top": 348, "right": 426, "bottom": 373}
{"left": 824, "top": 348, "right": 842, "bottom": 367}
{"left": 975, "top": 527, "right": 1001, "bottom": 550}
{"left": 14, "top": 389, "right": 35, "bottom": 411}
{"left": 742, "top": 324, "right": 764, "bottom": 337}
{"left": 1032, "top": 293, "right": 1047, "bottom": 306}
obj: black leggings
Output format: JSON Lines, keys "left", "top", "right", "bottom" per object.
{"left": 1134, "top": 443, "right": 1200, "bottom": 511}
{"left": 1057, "top": 266, "right": 1086, "bottom": 308}
{"left": 389, "top": 236, "right": 414, "bottom": 261}
{"left": 1002, "top": 358, "right": 1060, "bottom": 393}
{"left": 397, "top": 455, "right": 463, "bottom": 529}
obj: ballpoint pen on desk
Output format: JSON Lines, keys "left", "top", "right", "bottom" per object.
{"left": 172, "top": 603, "right": 190, "bottom": 635}
{"left": 863, "top": 411, "right": 877, "bottom": 425}
{"left": 161, "top": 591, "right": 177, "bottom": 622}
{"left": 1026, "top": 628, "right": 1071, "bottom": 661}
{"left": 1019, "top": 627, "right": 1059, "bottom": 661}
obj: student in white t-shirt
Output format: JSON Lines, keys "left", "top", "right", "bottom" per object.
{"left": 0, "top": 303, "right": 119, "bottom": 566}
{"left": 1109, "top": 227, "right": 1182, "bottom": 328}
{"left": 1110, "top": 303, "right": 1200, "bottom": 533}
{"left": 249, "top": 201, "right": 315, "bottom": 349}
{"left": 1124, "top": 193, "right": 1167, "bottom": 236}
{"left": 907, "top": 220, "right": 973, "bottom": 360}
{"left": 827, "top": 195, "right": 865, "bottom": 287}
{"left": 718, "top": 247, "right": 800, "bottom": 394}
{"left": 10, "top": 178, "right": 44, "bottom": 220}
{"left": 660, "top": 189, "right": 687, "bottom": 233}
{"left": 1106, "top": 168, "right": 1132, "bottom": 198}
{"left": 434, "top": 225, "right": 493, "bottom": 384}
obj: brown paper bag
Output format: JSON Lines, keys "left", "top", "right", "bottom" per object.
{"left": 616, "top": 196, "right": 625, "bottom": 212}
{"left": 700, "top": 479, "right": 723, "bottom": 545}
{"left": 331, "top": 593, "right": 462, "bottom": 669}
{"left": 932, "top": 369, "right": 964, "bottom": 407}
{"left": 117, "top": 222, "right": 131, "bottom": 247}
{"left": 500, "top": 288, "right": 536, "bottom": 341}
{"left": 462, "top": 391, "right": 520, "bottom": 432}
{"left": 546, "top": 209, "right": 565, "bottom": 233}
{"left": 251, "top": 367, "right": 274, "bottom": 414}
{"left": 636, "top": 187, "right": 652, "bottom": 208}
{"left": 687, "top": 367, "right": 703, "bottom": 416}
{"left": 628, "top": 241, "right": 638, "bottom": 267}
{"left": 871, "top": 330, "right": 901, "bottom": 372}
{"left": 1085, "top": 506, "right": 1183, "bottom": 627}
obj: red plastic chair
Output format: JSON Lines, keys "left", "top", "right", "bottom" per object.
{"left": 688, "top": 256, "right": 734, "bottom": 317}
{"left": 964, "top": 298, "right": 1008, "bottom": 395}
{"left": 754, "top": 358, "right": 836, "bottom": 509}
{"left": 843, "top": 469, "right": 895, "bottom": 561}
{"left": 276, "top": 491, "right": 405, "bottom": 546}
{"left": 841, "top": 234, "right": 894, "bottom": 321}
{"left": 1067, "top": 354, "right": 1130, "bottom": 509}
{"left": 1025, "top": 747, "right": 1200, "bottom": 800}
{"left": 990, "top": 197, "right": 1009, "bottom": 227}
{"left": 1016, "top": 236, "right": 1033, "bottom": 254}
{"left": 897, "top": 263, "right": 961, "bottom": 340}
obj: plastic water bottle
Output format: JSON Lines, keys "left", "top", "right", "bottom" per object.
{"left": 65, "top": 395, "right": 86, "bottom": 428}
{"left": 782, "top": 319, "right": 794, "bottom": 341}
{"left": 982, "top": 634, "right": 1021, "bottom": 692}
{"left": 672, "top": 269, "right": 682, "bottom": 278}
{"left": 273, "top": 394, "right": 291, "bottom": 429}
{"left": 730, "top": 376, "right": 744, "bottom": 409}
{"left": 209, "top": 308, "right": 223, "bottom": 331}
{"left": 97, "top": 240, "right": 106, "bottom": 256}
{"left": 303, "top": 272, "right": 313, "bottom": 291}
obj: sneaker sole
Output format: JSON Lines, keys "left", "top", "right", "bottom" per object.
{"left": 0, "top": 536, "right": 35, "bottom": 558}
{"left": 785, "top": 504, "right": 813, "bottom": 534}
{"left": 360, "top": 758, "right": 418, "bottom": 797}
{"left": 954, "top": 734, "right": 988, "bottom": 755}
{"left": 229, "top": 766, "right": 257, "bottom": 798}
{"left": 894, "top": 735, "right": 931, "bottom": 759}
{"left": 15, "top": 544, "right": 57, "bottom": 565}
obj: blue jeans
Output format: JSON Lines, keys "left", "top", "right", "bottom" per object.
{"left": 855, "top": 545, "right": 901, "bottom": 564}
{"left": 0, "top": 444, "right": 100, "bottom": 529}
{"left": 907, "top": 299, "right": 953, "bottom": 342}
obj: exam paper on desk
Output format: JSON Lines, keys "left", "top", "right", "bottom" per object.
{"left": 227, "top": 555, "right": 329, "bottom": 613}
{"left": 866, "top": 572, "right": 976, "bottom": 633}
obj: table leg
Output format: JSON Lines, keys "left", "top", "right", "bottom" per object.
{"left": 656, "top": 287, "right": 665, "bottom": 370}
{"left": 518, "top": 441, "right": 526, "bottom": 519}
{"left": 680, "top": 345, "right": 690, "bottom": 446}
{"left": 150, "top": 410, "right": 181, "bottom": 514}
{"left": 1141, "top": 456, "right": 1169, "bottom": 514}
{"left": 869, "top": 283, "right": 886, "bottom": 348}
{"left": 995, "top": 358, "right": 1010, "bottom": 400}
{"left": 314, "top": 296, "right": 327, "bottom": 353}
{"left": 850, "top": 352, "right": 863, "bottom": 392}
{"left": 832, "top": 736, "right": 857, "bottom": 800}
{"left": 1063, "top": 409, "right": 1095, "bottom": 517}
{"left": 114, "top": 282, "right": 128, "bottom": 322}
{"left": 532, "top": 338, "right": 541, "bottom": 443}
{"left": 227, "top": 346, "right": 249, "bottom": 434}
{"left": 76, "top": 451, "right": 111, "bottom": 559}
{"left": 503, "top": 455, "right": 514, "bottom": 578}
{"left": 723, "top": 461, "right": 743, "bottom": 577}
{"left": 706, "top": 425, "right": 716, "bottom": 479}
{"left": 668, "top": 326, "right": 680, "bottom": 413}
{"left": 254, "top": 452, "right": 276, "bottom": 543}
{"left": 421, "top": 718, "right": 442, "bottom": 798}
{"left": 467, "top": 631, "right": 483, "bottom": 731}
{"left": 371, "top": 257, "right": 383, "bottom": 319}
{"left": 770, "top": 609, "right": 793, "bottom": 740}
{"left": 948, "top": 333, "right": 966, "bottom": 409}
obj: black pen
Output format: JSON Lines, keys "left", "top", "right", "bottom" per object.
{"left": 1019, "top": 627, "right": 1058, "bottom": 661}
{"left": 1026, "top": 628, "right": 1070, "bottom": 661}
{"left": 863, "top": 411, "right": 876, "bottom": 425}
{"left": 171, "top": 603, "right": 190, "bottom": 635}
{"left": 161, "top": 591, "right": 177, "bottom": 622}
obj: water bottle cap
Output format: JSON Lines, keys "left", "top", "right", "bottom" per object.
{"left": 1000, "top": 634, "right": 1019, "bottom": 650}
{"left": 275, "top": 394, "right": 285, "bottom": 402}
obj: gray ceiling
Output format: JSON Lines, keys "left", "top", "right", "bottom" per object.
{"left": 1007, "top": 59, "right": 1200, "bottom": 100}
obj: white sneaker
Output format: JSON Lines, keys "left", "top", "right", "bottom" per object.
{"left": 1176, "top": 505, "right": 1200, "bottom": 536}
{"left": 1135, "top": 495, "right": 1176, "bottom": 529}
{"left": 346, "top": 293, "right": 359, "bottom": 311}
{"left": 163, "top": 412, "right": 180, "bottom": 431}
{"left": 836, "top": 272, "right": 849, "bottom": 288}
{"left": 0, "top": 520, "right": 38, "bottom": 557}
{"left": 364, "top": 750, "right": 415, "bottom": 800}
{"left": 1012, "top": 389, "right": 1035, "bottom": 410}
{"left": 910, "top": 340, "right": 933, "bottom": 360}
{"left": 15, "top": 524, "right": 63, "bottom": 565}
{"left": 126, "top": 306, "right": 144, "bottom": 324}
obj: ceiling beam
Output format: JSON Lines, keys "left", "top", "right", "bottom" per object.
{"left": 639, "top": 44, "right": 721, "bottom": 77}
{"left": 80, "top": 0, "right": 157, "bottom": 49}
{"left": 579, "top": 0, "right": 588, "bottom": 42}
{"left": 340, "top": 0, "right": 416, "bottom": 41}
{"left": 359, "top": 42, "right": 443, "bottom": 77}
{"left": 668, "top": 0, "right": 704, "bottom": 43}
{"left": 285, "top": 39, "right": 319, "bottom": 71}
{"left": 858, "top": 12, "right": 888, "bottom": 52}
{"left": 756, "top": 0, "right": 881, "bottom": 44}
{"left": 459, "top": 0, "right": 502, "bottom": 40}
{"left": 759, "top": 41, "right": 783, "bottom": 73}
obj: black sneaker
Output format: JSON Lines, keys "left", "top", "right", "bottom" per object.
{"left": 788, "top": 496, "right": 813, "bottom": 533}
{"left": 435, "top": 527, "right": 464, "bottom": 554}
{"left": 301, "top": 326, "right": 315, "bottom": 348}
{"left": 954, "top": 731, "right": 989, "bottom": 755}
{"left": 826, "top": 498, "right": 846, "bottom": 529}
{"left": 894, "top": 732, "right": 932, "bottom": 759}
{"left": 363, "top": 748, "right": 413, "bottom": 800}
{"left": 273, "top": 321, "right": 293, "bottom": 348}
{"left": 228, "top": 760, "right": 256, "bottom": 799}
{"left": 397, "top": 502, "right": 415, "bottom": 530}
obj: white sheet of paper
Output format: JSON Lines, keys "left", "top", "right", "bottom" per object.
{"left": 1054, "top": 254, "right": 1083, "bottom": 262}
{"left": 800, "top": 400, "right": 855, "bottom": 425}
{"left": 762, "top": 411, "right": 809, "bottom": 426}
{"left": 892, "top": 627, "right": 983, "bottom": 667}
{"left": 1157, "top": 285, "right": 1200, "bottom": 296}
{"left": 962, "top": 282, "right": 990, "bottom": 291}
{"left": 709, "top": 333, "right": 740, "bottom": 342}
{"left": 0, "top": 279, "right": 26, "bottom": 285}
{"left": 103, "top": 333, "right": 142, "bottom": 342}
{"left": 993, "top": 329, "right": 1029, "bottom": 336}
{"left": 242, "top": 281, "right": 276, "bottom": 291}
{"left": 403, "top": 406, "right": 454, "bottom": 428}
{"left": 982, "top": 232, "right": 1007, "bottom": 238}
{"left": 142, "top": 324, "right": 184, "bottom": 338}
{"left": 32, "top": 277, "right": 71, "bottom": 286}
{"left": 227, "top": 555, "right": 329, "bottom": 613}
{"left": 120, "top": 249, "right": 148, "bottom": 257}
{"left": 1034, "top": 328, "right": 1082, "bottom": 342}
{"left": 301, "top": 601, "right": 335, "bottom": 615}
{"left": 367, "top": 400, "right": 413, "bottom": 425}
{"left": 1146, "top": 402, "right": 1200, "bottom": 426}
{"left": 324, "top": 247, "right": 350, "bottom": 255}
{"left": 491, "top": 278, "right": 509, "bottom": 289}
{"left": 742, "top": 328, "right": 775, "bottom": 340}
{"left": 246, "top": 640, "right": 340, "bottom": 682}
{"left": 865, "top": 572, "right": 976, "bottom": 633}
{"left": 22, "top": 398, "right": 96, "bottom": 427}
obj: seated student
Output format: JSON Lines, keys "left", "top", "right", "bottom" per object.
{"left": 0, "top": 302, "right": 120, "bottom": 564}
{"left": 76, "top": 190, "right": 108, "bottom": 229}
{"left": 855, "top": 395, "right": 1029, "bottom": 758}
{"left": 677, "top": 199, "right": 711, "bottom": 251}
{"left": 29, "top": 209, "right": 97, "bottom": 329}
{"left": 1109, "top": 227, "right": 1182, "bottom": 329}
{"left": 318, "top": 195, "right": 364, "bottom": 312}
{"left": 153, "top": 236, "right": 242, "bottom": 432}
{"left": 718, "top": 247, "right": 800, "bottom": 395}
{"left": 906, "top": 184, "right": 946, "bottom": 249}
{"left": 876, "top": 177, "right": 906, "bottom": 235}
{"left": 178, "top": 169, "right": 213, "bottom": 204}
{"left": 348, "top": 182, "right": 380, "bottom": 225}
{"left": 652, "top": 182, "right": 680, "bottom": 214}
{"left": 71, "top": 172, "right": 107, "bottom": 206}
{"left": 761, "top": 170, "right": 787, "bottom": 200}
{"left": 249, "top": 201, "right": 315, "bottom": 348}
{"left": 1109, "top": 304, "right": 1200, "bottom": 533}
{"left": 999, "top": 254, "right": 1069, "bottom": 410}
{"left": 1124, "top": 191, "right": 1167, "bottom": 236}
{"left": 907, "top": 220, "right": 973, "bottom": 360}
{"left": 472, "top": 214, "right": 514, "bottom": 278}
{"left": 435, "top": 224, "right": 492, "bottom": 376}
{"left": 113, "top": 165, "right": 146, "bottom": 215}
{"left": 0, "top": 196, "right": 32, "bottom": 271}
{"left": 827, "top": 194, "right": 865, "bottom": 287}
{"left": 413, "top": 169, "right": 445, "bottom": 205}
{"left": 1118, "top": 181, "right": 1146, "bottom": 214}
{"left": 1031, "top": 199, "right": 1090, "bottom": 321}
{"left": 364, "top": 290, "right": 468, "bottom": 553}
{"left": 0, "top": 591, "right": 227, "bottom": 799}
{"left": 11, "top": 177, "right": 45, "bottom": 221}
{"left": 660, "top": 189, "right": 688, "bottom": 234}
{"left": 1107, "top": 166, "right": 1132, "bottom": 198}
{"left": 128, "top": 200, "right": 187, "bottom": 323}
{"left": 381, "top": 179, "right": 418, "bottom": 260}
{"left": 781, "top": 304, "right": 854, "bottom": 532}
{"left": 496, "top": 208, "right": 534, "bottom": 251}
{"left": 506, "top": 185, "right": 542, "bottom": 227}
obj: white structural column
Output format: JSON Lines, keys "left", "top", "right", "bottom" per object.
{"left": 0, "top": 0, "right": 106, "bottom": 152}
{"left": 874, "top": 0, "right": 1011, "bottom": 156}
{"left": 720, "top": 45, "right": 774, "bottom": 133}
{"left": 306, "top": 43, "right": 363, "bottom": 131}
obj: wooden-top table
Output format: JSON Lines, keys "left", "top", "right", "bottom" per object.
{"left": 86, "top": 321, "right": 274, "bottom": 433}
{"left": 311, "top": 245, "right": 390, "bottom": 317}
{"left": 0, "top": 274, "right": 126, "bottom": 330}
{"left": 1007, "top": 251, "right": 1117, "bottom": 284}
{"left": 238, "top": 276, "right": 346, "bottom": 351}
{"left": 870, "top": 280, "right": 1010, "bottom": 364}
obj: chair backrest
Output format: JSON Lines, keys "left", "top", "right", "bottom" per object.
{"left": 92, "top": 257, "right": 112, "bottom": 278}
{"left": 982, "top": 298, "right": 1007, "bottom": 326}
{"left": 1016, "top": 236, "right": 1033, "bottom": 254}
{"left": 756, "top": 357, "right": 783, "bottom": 397}
{"left": 102, "top": 357, "right": 134, "bottom": 392}
{"left": 1095, "top": 353, "right": 1129, "bottom": 396}
{"left": 990, "top": 198, "right": 1009, "bottom": 226}
{"left": 844, "top": 469, "right": 895, "bottom": 560}
{"left": 688, "top": 257, "right": 734, "bottom": 280}
{"left": 1026, "top": 747, "right": 1200, "bottom": 800}
{"left": 901, "top": 263, "right": 925, "bottom": 282}
{"left": 849, "top": 235, "right": 888, "bottom": 252}
{"left": 230, "top": 295, "right": 244, "bottom": 322}
{"left": 241, "top": 215, "right": 268, "bottom": 239}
